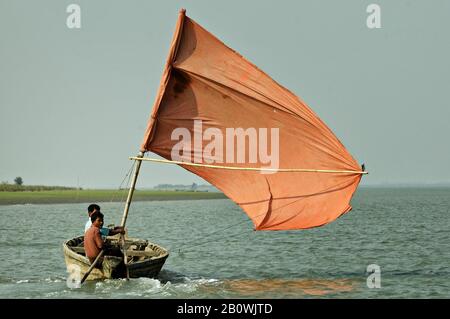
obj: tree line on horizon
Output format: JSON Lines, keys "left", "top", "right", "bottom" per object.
{"left": 1, "top": 177, "right": 79, "bottom": 192}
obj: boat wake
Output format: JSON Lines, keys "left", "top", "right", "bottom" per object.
{"left": 88, "top": 276, "right": 221, "bottom": 298}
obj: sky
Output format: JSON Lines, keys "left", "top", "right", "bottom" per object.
{"left": 1, "top": 0, "right": 449, "bottom": 188}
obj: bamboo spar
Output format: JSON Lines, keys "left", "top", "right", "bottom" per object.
{"left": 129, "top": 156, "right": 369, "bottom": 175}
{"left": 120, "top": 151, "right": 144, "bottom": 228}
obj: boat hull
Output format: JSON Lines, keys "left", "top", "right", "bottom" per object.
{"left": 63, "top": 236, "right": 169, "bottom": 281}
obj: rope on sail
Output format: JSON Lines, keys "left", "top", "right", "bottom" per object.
{"left": 122, "top": 156, "right": 366, "bottom": 254}
{"left": 175, "top": 217, "right": 253, "bottom": 254}
{"left": 130, "top": 157, "right": 368, "bottom": 174}
{"left": 173, "top": 191, "right": 313, "bottom": 254}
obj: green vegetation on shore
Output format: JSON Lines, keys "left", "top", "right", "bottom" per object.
{"left": 0, "top": 183, "right": 77, "bottom": 192}
{"left": 0, "top": 189, "right": 226, "bottom": 205}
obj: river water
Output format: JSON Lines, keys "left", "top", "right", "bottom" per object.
{"left": 0, "top": 187, "right": 449, "bottom": 298}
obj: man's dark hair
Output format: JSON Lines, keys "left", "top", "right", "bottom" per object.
{"left": 88, "top": 204, "right": 100, "bottom": 213}
{"left": 90, "top": 211, "right": 104, "bottom": 223}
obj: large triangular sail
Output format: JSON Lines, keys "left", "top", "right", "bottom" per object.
{"left": 139, "top": 9, "right": 364, "bottom": 230}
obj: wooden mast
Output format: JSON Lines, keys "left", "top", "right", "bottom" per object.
{"left": 119, "top": 151, "right": 144, "bottom": 279}
{"left": 120, "top": 151, "right": 144, "bottom": 227}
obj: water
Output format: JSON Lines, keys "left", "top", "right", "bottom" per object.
{"left": 0, "top": 187, "right": 449, "bottom": 298}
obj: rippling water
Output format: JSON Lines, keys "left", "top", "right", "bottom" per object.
{"left": 0, "top": 187, "right": 449, "bottom": 298}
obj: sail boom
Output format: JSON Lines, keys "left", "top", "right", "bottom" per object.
{"left": 129, "top": 156, "right": 368, "bottom": 175}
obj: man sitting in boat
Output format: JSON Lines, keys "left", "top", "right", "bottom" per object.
{"left": 84, "top": 211, "right": 106, "bottom": 264}
{"left": 85, "top": 211, "right": 125, "bottom": 264}
{"left": 84, "top": 204, "right": 124, "bottom": 237}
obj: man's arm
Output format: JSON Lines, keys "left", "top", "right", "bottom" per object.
{"left": 109, "top": 226, "right": 125, "bottom": 236}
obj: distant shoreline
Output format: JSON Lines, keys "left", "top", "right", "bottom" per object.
{"left": 1, "top": 185, "right": 449, "bottom": 206}
{"left": 0, "top": 189, "right": 226, "bottom": 206}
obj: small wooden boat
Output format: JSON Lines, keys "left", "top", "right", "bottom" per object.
{"left": 63, "top": 235, "right": 169, "bottom": 281}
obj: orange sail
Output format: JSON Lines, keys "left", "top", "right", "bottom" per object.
{"left": 140, "top": 9, "right": 363, "bottom": 230}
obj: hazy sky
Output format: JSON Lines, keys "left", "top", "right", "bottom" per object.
{"left": 1, "top": 0, "right": 449, "bottom": 188}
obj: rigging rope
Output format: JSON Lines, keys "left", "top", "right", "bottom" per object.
{"left": 109, "top": 161, "right": 135, "bottom": 203}
{"left": 174, "top": 216, "right": 253, "bottom": 253}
